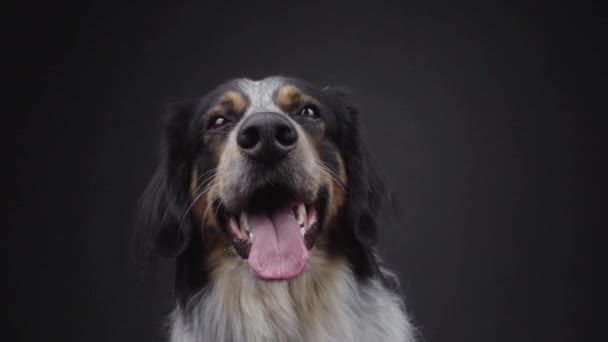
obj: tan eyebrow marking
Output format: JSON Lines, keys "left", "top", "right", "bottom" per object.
{"left": 275, "top": 85, "right": 318, "bottom": 111}
{"left": 207, "top": 90, "right": 247, "bottom": 116}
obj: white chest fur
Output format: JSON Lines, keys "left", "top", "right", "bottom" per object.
{"left": 169, "top": 253, "right": 415, "bottom": 342}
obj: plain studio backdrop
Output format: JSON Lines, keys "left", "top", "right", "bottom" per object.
{"left": 4, "top": 1, "right": 601, "bottom": 342}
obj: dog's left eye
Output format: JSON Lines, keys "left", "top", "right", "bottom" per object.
{"left": 209, "top": 116, "right": 230, "bottom": 129}
{"left": 297, "top": 106, "right": 319, "bottom": 119}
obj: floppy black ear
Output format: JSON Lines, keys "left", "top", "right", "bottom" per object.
{"left": 136, "top": 101, "right": 198, "bottom": 259}
{"left": 324, "top": 87, "right": 388, "bottom": 247}
{"left": 348, "top": 149, "right": 385, "bottom": 247}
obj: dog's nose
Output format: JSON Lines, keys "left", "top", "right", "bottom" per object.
{"left": 237, "top": 112, "right": 298, "bottom": 164}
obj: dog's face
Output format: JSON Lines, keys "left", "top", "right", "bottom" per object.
{"left": 201, "top": 78, "right": 347, "bottom": 279}
{"left": 138, "top": 76, "right": 384, "bottom": 281}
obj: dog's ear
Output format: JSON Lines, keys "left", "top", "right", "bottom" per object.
{"left": 323, "top": 87, "right": 388, "bottom": 247}
{"left": 136, "top": 101, "right": 198, "bottom": 259}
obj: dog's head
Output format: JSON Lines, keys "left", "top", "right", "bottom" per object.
{"left": 137, "top": 76, "right": 386, "bottom": 280}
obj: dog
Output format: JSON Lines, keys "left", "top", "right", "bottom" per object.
{"left": 136, "top": 76, "right": 416, "bottom": 341}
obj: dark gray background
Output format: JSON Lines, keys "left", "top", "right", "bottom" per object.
{"left": 5, "top": 1, "right": 601, "bottom": 342}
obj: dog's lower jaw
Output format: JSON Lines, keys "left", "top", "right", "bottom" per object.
{"left": 168, "top": 253, "right": 416, "bottom": 342}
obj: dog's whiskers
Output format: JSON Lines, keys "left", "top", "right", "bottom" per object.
{"left": 200, "top": 191, "right": 221, "bottom": 245}
{"left": 192, "top": 170, "right": 218, "bottom": 198}
{"left": 177, "top": 172, "right": 219, "bottom": 240}
{"left": 316, "top": 160, "right": 347, "bottom": 193}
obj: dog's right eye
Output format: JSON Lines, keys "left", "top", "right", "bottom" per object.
{"left": 296, "top": 106, "right": 319, "bottom": 119}
{"left": 209, "top": 116, "right": 230, "bottom": 130}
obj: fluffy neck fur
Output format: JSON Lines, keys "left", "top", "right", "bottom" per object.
{"left": 169, "top": 248, "right": 415, "bottom": 342}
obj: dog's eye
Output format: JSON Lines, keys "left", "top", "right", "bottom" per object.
{"left": 298, "top": 106, "right": 319, "bottom": 119}
{"left": 210, "top": 116, "right": 230, "bottom": 129}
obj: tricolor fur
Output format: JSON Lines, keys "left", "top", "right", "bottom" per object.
{"left": 137, "top": 76, "right": 416, "bottom": 342}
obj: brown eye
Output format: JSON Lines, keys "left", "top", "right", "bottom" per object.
{"left": 298, "top": 106, "right": 318, "bottom": 119}
{"left": 210, "top": 116, "right": 230, "bottom": 129}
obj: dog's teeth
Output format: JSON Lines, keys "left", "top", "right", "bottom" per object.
{"left": 296, "top": 203, "right": 306, "bottom": 228}
{"left": 240, "top": 212, "right": 249, "bottom": 232}
{"left": 300, "top": 227, "right": 305, "bottom": 237}
{"left": 249, "top": 232, "right": 253, "bottom": 242}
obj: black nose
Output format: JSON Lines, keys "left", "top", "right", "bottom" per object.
{"left": 237, "top": 112, "right": 298, "bottom": 164}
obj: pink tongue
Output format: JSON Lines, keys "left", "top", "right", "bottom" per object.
{"left": 247, "top": 205, "right": 309, "bottom": 279}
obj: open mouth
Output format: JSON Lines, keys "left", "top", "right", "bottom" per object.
{"left": 215, "top": 191, "right": 323, "bottom": 280}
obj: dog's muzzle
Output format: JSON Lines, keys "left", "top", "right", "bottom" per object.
{"left": 214, "top": 111, "right": 324, "bottom": 280}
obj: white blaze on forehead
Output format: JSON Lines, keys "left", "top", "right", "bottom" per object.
{"left": 236, "top": 76, "right": 285, "bottom": 116}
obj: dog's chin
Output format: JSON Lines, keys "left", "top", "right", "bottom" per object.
{"left": 214, "top": 187, "right": 324, "bottom": 280}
